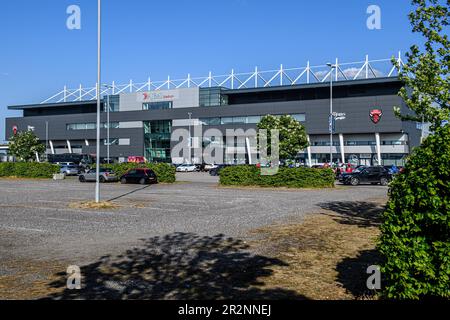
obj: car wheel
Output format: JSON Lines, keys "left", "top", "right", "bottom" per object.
{"left": 139, "top": 178, "right": 147, "bottom": 185}
{"left": 350, "top": 177, "right": 360, "bottom": 186}
{"left": 79, "top": 176, "right": 86, "bottom": 183}
{"left": 120, "top": 178, "right": 127, "bottom": 184}
{"left": 99, "top": 176, "right": 106, "bottom": 183}
{"left": 380, "top": 177, "right": 389, "bottom": 186}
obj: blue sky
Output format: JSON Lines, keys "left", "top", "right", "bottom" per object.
{"left": 0, "top": 0, "right": 421, "bottom": 141}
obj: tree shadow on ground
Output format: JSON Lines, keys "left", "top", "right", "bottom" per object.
{"left": 336, "top": 249, "right": 384, "bottom": 299}
{"left": 318, "top": 201, "right": 385, "bottom": 298}
{"left": 43, "top": 233, "right": 307, "bottom": 300}
{"left": 318, "top": 201, "right": 384, "bottom": 228}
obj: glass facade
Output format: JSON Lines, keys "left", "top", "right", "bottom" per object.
{"left": 199, "top": 114, "right": 305, "bottom": 126}
{"left": 199, "top": 88, "right": 228, "bottom": 107}
{"left": 143, "top": 101, "right": 173, "bottom": 110}
{"left": 106, "top": 95, "right": 120, "bottom": 112}
{"left": 67, "top": 122, "right": 120, "bottom": 130}
{"left": 144, "top": 120, "right": 172, "bottom": 163}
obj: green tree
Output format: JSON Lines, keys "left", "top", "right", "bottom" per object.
{"left": 393, "top": 0, "right": 449, "bottom": 130}
{"left": 379, "top": 0, "right": 450, "bottom": 300}
{"left": 257, "top": 115, "right": 308, "bottom": 160}
{"left": 379, "top": 125, "right": 450, "bottom": 299}
{"left": 8, "top": 131, "right": 46, "bottom": 162}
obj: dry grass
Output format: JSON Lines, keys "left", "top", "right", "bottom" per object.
{"left": 249, "top": 199, "right": 386, "bottom": 300}
{"left": 0, "top": 259, "right": 66, "bottom": 300}
{"left": 69, "top": 201, "right": 120, "bottom": 210}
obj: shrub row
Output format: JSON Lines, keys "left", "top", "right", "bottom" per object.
{"left": 0, "top": 162, "right": 60, "bottom": 179}
{"left": 99, "top": 163, "right": 176, "bottom": 183}
{"left": 219, "top": 165, "right": 335, "bottom": 188}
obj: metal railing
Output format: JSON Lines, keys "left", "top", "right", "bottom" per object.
{"left": 41, "top": 52, "right": 404, "bottom": 104}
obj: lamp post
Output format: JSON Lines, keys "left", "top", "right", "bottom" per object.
{"left": 103, "top": 84, "right": 113, "bottom": 164}
{"left": 188, "top": 112, "right": 192, "bottom": 164}
{"left": 45, "top": 121, "right": 49, "bottom": 160}
{"left": 95, "top": 0, "right": 102, "bottom": 203}
{"left": 326, "top": 63, "right": 337, "bottom": 166}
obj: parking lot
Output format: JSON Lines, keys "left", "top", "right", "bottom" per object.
{"left": 0, "top": 173, "right": 388, "bottom": 299}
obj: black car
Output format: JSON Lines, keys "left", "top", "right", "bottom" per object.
{"left": 339, "top": 166, "right": 391, "bottom": 186}
{"left": 120, "top": 168, "right": 158, "bottom": 185}
{"left": 209, "top": 164, "right": 230, "bottom": 176}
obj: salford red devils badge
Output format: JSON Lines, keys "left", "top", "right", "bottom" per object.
{"left": 370, "top": 109, "right": 383, "bottom": 124}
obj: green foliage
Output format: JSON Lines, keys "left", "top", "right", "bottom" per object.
{"left": 99, "top": 163, "right": 176, "bottom": 183}
{"left": 379, "top": 124, "right": 450, "bottom": 299}
{"left": 219, "top": 165, "right": 335, "bottom": 189}
{"left": 257, "top": 115, "right": 309, "bottom": 160}
{"left": 394, "top": 0, "right": 449, "bottom": 130}
{"left": 0, "top": 162, "right": 59, "bottom": 178}
{"left": 8, "top": 131, "right": 46, "bottom": 162}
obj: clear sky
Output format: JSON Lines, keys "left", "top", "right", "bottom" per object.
{"left": 0, "top": 0, "right": 423, "bottom": 142}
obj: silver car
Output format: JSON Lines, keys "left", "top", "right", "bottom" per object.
{"left": 60, "top": 165, "right": 81, "bottom": 176}
{"left": 79, "top": 168, "right": 118, "bottom": 183}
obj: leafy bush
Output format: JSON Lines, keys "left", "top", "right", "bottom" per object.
{"left": 99, "top": 163, "right": 176, "bottom": 183}
{"left": 379, "top": 125, "right": 450, "bottom": 300}
{"left": 0, "top": 162, "right": 60, "bottom": 178}
{"left": 219, "top": 165, "right": 335, "bottom": 188}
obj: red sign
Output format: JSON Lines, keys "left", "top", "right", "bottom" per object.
{"left": 370, "top": 109, "right": 383, "bottom": 124}
{"left": 12, "top": 126, "right": 18, "bottom": 135}
{"left": 128, "top": 156, "right": 146, "bottom": 164}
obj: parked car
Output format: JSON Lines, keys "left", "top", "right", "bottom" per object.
{"left": 60, "top": 164, "right": 81, "bottom": 176}
{"left": 176, "top": 164, "right": 197, "bottom": 172}
{"left": 339, "top": 166, "right": 391, "bottom": 186}
{"left": 194, "top": 164, "right": 205, "bottom": 172}
{"left": 209, "top": 164, "right": 231, "bottom": 176}
{"left": 120, "top": 168, "right": 158, "bottom": 185}
{"left": 204, "top": 164, "right": 218, "bottom": 172}
{"left": 79, "top": 168, "right": 118, "bottom": 183}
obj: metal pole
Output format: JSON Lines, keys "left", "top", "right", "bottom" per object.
{"left": 330, "top": 67, "right": 333, "bottom": 166}
{"left": 188, "top": 112, "right": 192, "bottom": 163}
{"left": 45, "top": 121, "right": 48, "bottom": 159}
{"left": 107, "top": 94, "right": 110, "bottom": 164}
{"left": 95, "top": 0, "right": 101, "bottom": 203}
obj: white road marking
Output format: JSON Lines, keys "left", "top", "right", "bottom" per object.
{"left": 0, "top": 226, "right": 47, "bottom": 233}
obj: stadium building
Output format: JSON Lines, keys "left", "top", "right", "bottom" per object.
{"left": 5, "top": 54, "right": 421, "bottom": 166}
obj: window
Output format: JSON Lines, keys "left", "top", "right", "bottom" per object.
{"left": 199, "top": 114, "right": 305, "bottom": 126}
{"left": 103, "top": 139, "right": 119, "bottom": 146}
{"left": 200, "top": 118, "right": 221, "bottom": 125}
{"left": 106, "top": 95, "right": 120, "bottom": 112}
{"left": 232, "top": 117, "right": 246, "bottom": 124}
{"left": 199, "top": 88, "right": 228, "bottom": 107}
{"left": 143, "top": 101, "right": 173, "bottom": 110}
{"left": 66, "top": 122, "right": 119, "bottom": 130}
{"left": 291, "top": 114, "right": 306, "bottom": 122}
{"left": 247, "top": 116, "right": 262, "bottom": 124}
{"left": 221, "top": 117, "right": 234, "bottom": 125}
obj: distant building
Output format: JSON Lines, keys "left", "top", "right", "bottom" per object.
{"left": 5, "top": 57, "right": 420, "bottom": 166}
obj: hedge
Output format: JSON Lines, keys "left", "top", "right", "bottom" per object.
{"left": 219, "top": 165, "right": 335, "bottom": 188}
{"left": 378, "top": 124, "right": 450, "bottom": 299}
{"left": 98, "top": 163, "right": 176, "bottom": 183}
{"left": 0, "top": 162, "right": 60, "bottom": 179}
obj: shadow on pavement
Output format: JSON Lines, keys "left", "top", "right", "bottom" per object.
{"left": 317, "top": 201, "right": 384, "bottom": 228}
{"left": 43, "top": 233, "right": 307, "bottom": 300}
{"left": 107, "top": 185, "right": 151, "bottom": 202}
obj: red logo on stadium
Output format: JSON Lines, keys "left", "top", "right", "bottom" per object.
{"left": 12, "top": 126, "right": 18, "bottom": 135}
{"left": 370, "top": 109, "right": 383, "bottom": 124}
{"left": 143, "top": 93, "right": 149, "bottom": 100}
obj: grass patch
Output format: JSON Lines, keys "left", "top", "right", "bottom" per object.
{"left": 249, "top": 199, "right": 386, "bottom": 300}
{"left": 69, "top": 201, "right": 120, "bottom": 210}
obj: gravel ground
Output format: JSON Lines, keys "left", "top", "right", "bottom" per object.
{"left": 0, "top": 174, "right": 388, "bottom": 298}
